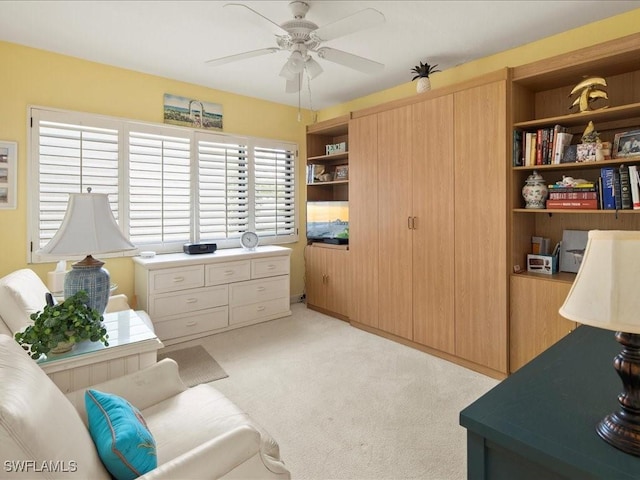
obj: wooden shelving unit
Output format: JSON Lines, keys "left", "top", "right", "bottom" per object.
{"left": 305, "top": 115, "right": 351, "bottom": 320}
{"left": 509, "top": 32, "right": 640, "bottom": 372}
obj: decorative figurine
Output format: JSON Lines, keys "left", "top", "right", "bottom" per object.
{"left": 569, "top": 76, "right": 608, "bottom": 113}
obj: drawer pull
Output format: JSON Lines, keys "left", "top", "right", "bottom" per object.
{"left": 256, "top": 305, "right": 266, "bottom": 312}
{"left": 173, "top": 276, "right": 185, "bottom": 283}
{"left": 185, "top": 321, "right": 198, "bottom": 327}
{"left": 186, "top": 298, "right": 198, "bottom": 304}
{"left": 256, "top": 286, "right": 266, "bottom": 292}
{"left": 267, "top": 264, "right": 276, "bottom": 270}
{"left": 224, "top": 270, "right": 235, "bottom": 276}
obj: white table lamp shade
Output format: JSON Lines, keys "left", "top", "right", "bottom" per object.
{"left": 559, "top": 230, "right": 640, "bottom": 334}
{"left": 38, "top": 193, "right": 135, "bottom": 256}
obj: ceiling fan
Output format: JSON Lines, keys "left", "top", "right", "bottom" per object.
{"left": 206, "top": 1, "right": 385, "bottom": 93}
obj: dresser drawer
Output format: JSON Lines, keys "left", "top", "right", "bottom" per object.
{"left": 251, "top": 256, "right": 290, "bottom": 279}
{"left": 229, "top": 276, "right": 289, "bottom": 307}
{"left": 149, "top": 285, "right": 228, "bottom": 318}
{"left": 150, "top": 265, "right": 204, "bottom": 294}
{"left": 206, "top": 260, "right": 251, "bottom": 286}
{"left": 229, "top": 297, "right": 290, "bottom": 325}
{"left": 154, "top": 307, "right": 228, "bottom": 341}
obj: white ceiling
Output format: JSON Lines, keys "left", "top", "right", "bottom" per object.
{"left": 1, "top": 1, "right": 639, "bottom": 110}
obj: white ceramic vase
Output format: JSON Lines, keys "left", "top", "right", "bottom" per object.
{"left": 522, "top": 170, "right": 548, "bottom": 209}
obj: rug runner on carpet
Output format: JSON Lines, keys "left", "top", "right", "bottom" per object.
{"left": 157, "top": 345, "right": 228, "bottom": 387}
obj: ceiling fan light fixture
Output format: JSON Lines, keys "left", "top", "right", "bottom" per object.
{"left": 279, "top": 61, "right": 297, "bottom": 80}
{"left": 288, "top": 50, "right": 305, "bottom": 73}
{"left": 305, "top": 56, "right": 323, "bottom": 79}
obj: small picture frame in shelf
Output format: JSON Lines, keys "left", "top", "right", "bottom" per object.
{"left": 613, "top": 129, "right": 640, "bottom": 158}
{"left": 334, "top": 165, "right": 349, "bottom": 181}
{"left": 0, "top": 140, "right": 17, "bottom": 210}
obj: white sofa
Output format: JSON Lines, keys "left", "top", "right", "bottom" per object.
{"left": 0, "top": 334, "right": 290, "bottom": 479}
{"left": 0, "top": 268, "right": 153, "bottom": 336}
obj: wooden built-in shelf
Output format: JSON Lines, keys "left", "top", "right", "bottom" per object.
{"left": 513, "top": 270, "right": 576, "bottom": 284}
{"left": 514, "top": 156, "right": 640, "bottom": 171}
{"left": 307, "top": 151, "right": 348, "bottom": 163}
{"left": 307, "top": 180, "right": 348, "bottom": 187}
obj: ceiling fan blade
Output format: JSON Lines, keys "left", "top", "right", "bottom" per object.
{"left": 305, "top": 57, "right": 323, "bottom": 79}
{"left": 224, "top": 3, "right": 289, "bottom": 35}
{"left": 285, "top": 75, "right": 302, "bottom": 94}
{"left": 316, "top": 47, "right": 384, "bottom": 74}
{"left": 312, "top": 8, "right": 385, "bottom": 42}
{"left": 206, "top": 48, "right": 279, "bottom": 66}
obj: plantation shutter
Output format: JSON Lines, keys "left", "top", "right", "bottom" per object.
{"left": 128, "top": 130, "right": 191, "bottom": 246}
{"left": 31, "top": 112, "right": 120, "bottom": 257}
{"left": 253, "top": 142, "right": 296, "bottom": 240}
{"left": 197, "top": 134, "right": 249, "bottom": 241}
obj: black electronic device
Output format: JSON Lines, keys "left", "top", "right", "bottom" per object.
{"left": 183, "top": 243, "right": 217, "bottom": 255}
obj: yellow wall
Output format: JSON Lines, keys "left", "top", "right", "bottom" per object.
{"left": 1, "top": 6, "right": 640, "bottom": 304}
{"left": 0, "top": 42, "right": 311, "bottom": 301}
{"left": 318, "top": 7, "right": 640, "bottom": 121}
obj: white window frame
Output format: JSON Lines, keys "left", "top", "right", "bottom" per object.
{"left": 28, "top": 105, "right": 298, "bottom": 264}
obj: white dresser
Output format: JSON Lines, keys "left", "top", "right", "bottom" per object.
{"left": 133, "top": 246, "right": 292, "bottom": 345}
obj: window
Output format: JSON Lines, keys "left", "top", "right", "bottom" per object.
{"left": 28, "top": 107, "right": 297, "bottom": 263}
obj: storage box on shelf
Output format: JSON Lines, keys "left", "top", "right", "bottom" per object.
{"left": 133, "top": 246, "right": 291, "bottom": 345}
{"left": 509, "top": 32, "right": 640, "bottom": 372}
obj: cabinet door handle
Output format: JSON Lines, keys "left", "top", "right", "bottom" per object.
{"left": 412, "top": 216, "right": 417, "bottom": 230}
{"left": 186, "top": 298, "right": 198, "bottom": 304}
{"left": 408, "top": 216, "right": 412, "bottom": 229}
{"left": 173, "top": 276, "right": 185, "bottom": 282}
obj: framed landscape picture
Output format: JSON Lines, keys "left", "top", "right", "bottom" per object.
{"left": 0, "top": 141, "right": 17, "bottom": 209}
{"left": 163, "top": 93, "right": 223, "bottom": 131}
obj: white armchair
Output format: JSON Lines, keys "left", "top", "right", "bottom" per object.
{"left": 0, "top": 334, "right": 290, "bottom": 479}
{"left": 0, "top": 268, "right": 154, "bottom": 335}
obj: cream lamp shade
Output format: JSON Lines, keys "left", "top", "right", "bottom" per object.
{"left": 559, "top": 230, "right": 640, "bottom": 334}
{"left": 37, "top": 191, "right": 136, "bottom": 313}
{"left": 38, "top": 192, "right": 136, "bottom": 256}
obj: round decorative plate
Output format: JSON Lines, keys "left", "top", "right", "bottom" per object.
{"left": 240, "top": 231, "right": 259, "bottom": 250}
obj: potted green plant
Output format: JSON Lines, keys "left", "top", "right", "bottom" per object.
{"left": 411, "top": 61, "right": 441, "bottom": 93}
{"left": 14, "top": 290, "right": 109, "bottom": 359}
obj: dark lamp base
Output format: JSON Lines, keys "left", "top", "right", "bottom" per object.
{"left": 598, "top": 331, "right": 640, "bottom": 456}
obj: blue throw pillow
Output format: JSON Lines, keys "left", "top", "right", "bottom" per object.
{"left": 85, "top": 389, "right": 157, "bottom": 480}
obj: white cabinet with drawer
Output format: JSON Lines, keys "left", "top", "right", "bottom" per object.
{"left": 134, "top": 246, "right": 292, "bottom": 345}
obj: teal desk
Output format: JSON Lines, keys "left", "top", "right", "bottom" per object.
{"left": 460, "top": 326, "right": 640, "bottom": 479}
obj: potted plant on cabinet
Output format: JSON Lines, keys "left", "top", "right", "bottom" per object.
{"left": 411, "top": 61, "right": 441, "bottom": 93}
{"left": 14, "top": 290, "right": 109, "bottom": 359}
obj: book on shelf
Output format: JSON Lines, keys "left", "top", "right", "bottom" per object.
{"left": 514, "top": 125, "right": 574, "bottom": 166}
{"left": 547, "top": 184, "right": 596, "bottom": 191}
{"left": 553, "top": 132, "right": 574, "bottom": 164}
{"left": 600, "top": 167, "right": 616, "bottom": 210}
{"left": 629, "top": 165, "right": 640, "bottom": 210}
{"left": 618, "top": 165, "right": 633, "bottom": 210}
{"left": 513, "top": 130, "right": 523, "bottom": 166}
{"left": 613, "top": 168, "right": 623, "bottom": 210}
{"left": 548, "top": 191, "right": 598, "bottom": 200}
{"left": 546, "top": 199, "right": 599, "bottom": 209}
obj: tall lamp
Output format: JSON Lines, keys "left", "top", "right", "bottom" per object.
{"left": 559, "top": 229, "right": 640, "bottom": 456}
{"left": 38, "top": 189, "right": 136, "bottom": 314}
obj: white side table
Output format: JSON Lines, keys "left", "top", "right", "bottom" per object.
{"left": 38, "top": 309, "right": 163, "bottom": 393}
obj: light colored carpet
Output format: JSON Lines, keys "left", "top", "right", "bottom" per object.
{"left": 178, "top": 304, "right": 499, "bottom": 479}
{"left": 157, "top": 345, "right": 228, "bottom": 387}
